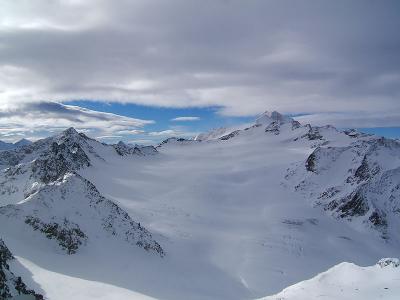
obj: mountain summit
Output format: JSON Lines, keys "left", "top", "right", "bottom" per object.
{"left": 255, "top": 110, "right": 294, "bottom": 125}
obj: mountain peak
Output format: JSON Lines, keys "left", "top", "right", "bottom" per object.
{"left": 255, "top": 110, "right": 293, "bottom": 125}
{"left": 14, "top": 138, "right": 32, "bottom": 147}
{"left": 58, "top": 127, "right": 91, "bottom": 142}
{"left": 62, "top": 127, "right": 79, "bottom": 136}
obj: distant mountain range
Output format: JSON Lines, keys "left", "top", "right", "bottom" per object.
{"left": 0, "top": 138, "right": 32, "bottom": 151}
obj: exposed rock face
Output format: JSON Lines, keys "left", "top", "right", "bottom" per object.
{"left": 0, "top": 239, "right": 43, "bottom": 300}
{"left": 337, "top": 188, "right": 370, "bottom": 218}
{"left": 0, "top": 173, "right": 164, "bottom": 256}
{"left": 25, "top": 216, "right": 87, "bottom": 255}
{"left": 31, "top": 140, "right": 91, "bottom": 184}
{"left": 265, "top": 122, "right": 280, "bottom": 135}
{"left": 377, "top": 258, "right": 400, "bottom": 268}
{"left": 0, "top": 128, "right": 164, "bottom": 258}
{"left": 288, "top": 135, "right": 400, "bottom": 240}
{"left": 220, "top": 130, "right": 240, "bottom": 140}
{"left": 157, "top": 137, "right": 199, "bottom": 148}
{"left": 0, "top": 128, "right": 97, "bottom": 206}
{"left": 114, "top": 141, "right": 158, "bottom": 156}
{"left": 302, "top": 125, "right": 323, "bottom": 141}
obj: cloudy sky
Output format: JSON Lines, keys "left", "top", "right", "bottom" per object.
{"left": 0, "top": 0, "right": 399, "bottom": 143}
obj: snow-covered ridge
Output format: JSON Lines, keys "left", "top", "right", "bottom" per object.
{"left": 287, "top": 135, "right": 400, "bottom": 241}
{"left": 114, "top": 141, "right": 158, "bottom": 156}
{"left": 255, "top": 110, "right": 295, "bottom": 126}
{"left": 0, "top": 173, "right": 164, "bottom": 256}
{"left": 260, "top": 257, "right": 400, "bottom": 300}
{"left": 0, "top": 128, "right": 164, "bottom": 257}
{"left": 0, "top": 127, "right": 157, "bottom": 170}
{"left": 194, "top": 127, "right": 232, "bottom": 141}
{"left": 185, "top": 110, "right": 400, "bottom": 242}
{"left": 0, "top": 127, "right": 158, "bottom": 205}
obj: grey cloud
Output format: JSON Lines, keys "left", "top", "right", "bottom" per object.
{"left": 0, "top": 0, "right": 399, "bottom": 125}
{"left": 295, "top": 112, "right": 400, "bottom": 129}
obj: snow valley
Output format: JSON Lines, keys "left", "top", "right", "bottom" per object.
{"left": 0, "top": 111, "right": 399, "bottom": 300}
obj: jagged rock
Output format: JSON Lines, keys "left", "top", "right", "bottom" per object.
{"left": 303, "top": 126, "right": 323, "bottom": 141}
{"left": 305, "top": 152, "right": 317, "bottom": 172}
{"left": 304, "top": 146, "right": 348, "bottom": 174}
{"left": 343, "top": 129, "right": 369, "bottom": 138}
{"left": 25, "top": 216, "right": 87, "bottom": 255}
{"left": 157, "top": 137, "right": 199, "bottom": 147}
{"left": 114, "top": 141, "right": 157, "bottom": 156}
{"left": 368, "top": 210, "right": 387, "bottom": 227}
{"left": 0, "top": 128, "right": 110, "bottom": 205}
{"left": 31, "top": 141, "right": 91, "bottom": 183}
{"left": 287, "top": 132, "right": 400, "bottom": 240}
{"left": 338, "top": 189, "right": 369, "bottom": 218}
{"left": 0, "top": 173, "right": 164, "bottom": 257}
{"left": 291, "top": 120, "right": 301, "bottom": 130}
{"left": 220, "top": 130, "right": 240, "bottom": 140}
{"left": 0, "top": 128, "right": 164, "bottom": 258}
{"left": 265, "top": 122, "right": 280, "bottom": 135}
{"left": 0, "top": 239, "right": 43, "bottom": 300}
{"left": 377, "top": 258, "right": 400, "bottom": 268}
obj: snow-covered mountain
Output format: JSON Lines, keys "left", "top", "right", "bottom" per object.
{"left": 286, "top": 127, "right": 400, "bottom": 242}
{"left": 0, "top": 128, "right": 164, "bottom": 260}
{"left": 0, "top": 113, "right": 399, "bottom": 300}
{"left": 260, "top": 258, "right": 400, "bottom": 300}
{"left": 0, "top": 139, "right": 32, "bottom": 151}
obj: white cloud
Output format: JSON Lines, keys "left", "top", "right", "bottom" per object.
{"left": 116, "top": 129, "right": 146, "bottom": 135}
{"left": 148, "top": 130, "right": 180, "bottom": 137}
{"left": 148, "top": 128, "right": 198, "bottom": 138}
{"left": 0, "top": 102, "right": 154, "bottom": 142}
{"left": 95, "top": 135, "right": 123, "bottom": 140}
{"left": 171, "top": 116, "right": 200, "bottom": 122}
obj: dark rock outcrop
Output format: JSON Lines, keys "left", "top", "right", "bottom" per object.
{"left": 0, "top": 239, "right": 43, "bottom": 300}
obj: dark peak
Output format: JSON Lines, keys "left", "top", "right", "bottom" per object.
{"left": 14, "top": 138, "right": 32, "bottom": 146}
{"left": 62, "top": 127, "right": 79, "bottom": 136}
{"left": 58, "top": 127, "right": 91, "bottom": 142}
{"left": 0, "top": 238, "right": 13, "bottom": 264}
{"left": 255, "top": 110, "right": 294, "bottom": 125}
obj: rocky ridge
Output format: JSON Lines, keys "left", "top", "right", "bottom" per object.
{"left": 0, "top": 128, "right": 164, "bottom": 258}
{"left": 191, "top": 111, "right": 400, "bottom": 242}
{"left": 0, "top": 238, "right": 43, "bottom": 299}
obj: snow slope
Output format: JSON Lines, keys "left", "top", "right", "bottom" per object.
{"left": 286, "top": 128, "right": 400, "bottom": 241}
{"left": 260, "top": 258, "right": 400, "bottom": 300}
{"left": 0, "top": 113, "right": 399, "bottom": 299}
